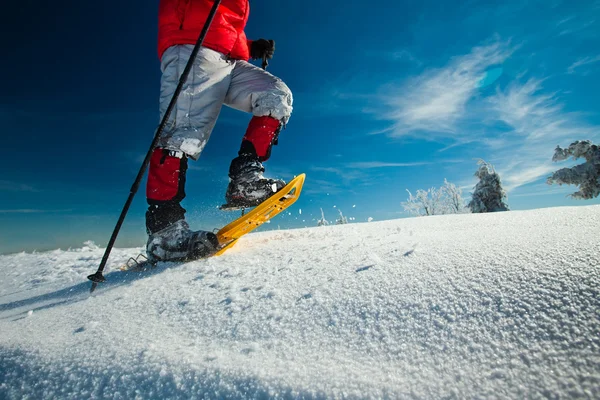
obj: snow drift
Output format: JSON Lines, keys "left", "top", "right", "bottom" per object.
{"left": 1, "top": 206, "right": 599, "bottom": 399}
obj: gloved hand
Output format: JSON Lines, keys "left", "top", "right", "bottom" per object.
{"left": 250, "top": 39, "right": 275, "bottom": 60}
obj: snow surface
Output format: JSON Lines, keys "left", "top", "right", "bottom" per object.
{"left": 1, "top": 206, "right": 599, "bottom": 399}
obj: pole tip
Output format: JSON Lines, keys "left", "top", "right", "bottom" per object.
{"left": 87, "top": 272, "right": 106, "bottom": 283}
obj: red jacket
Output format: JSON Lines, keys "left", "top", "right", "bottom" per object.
{"left": 158, "top": 0, "right": 251, "bottom": 60}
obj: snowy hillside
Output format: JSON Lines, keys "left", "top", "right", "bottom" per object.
{"left": 1, "top": 206, "right": 599, "bottom": 399}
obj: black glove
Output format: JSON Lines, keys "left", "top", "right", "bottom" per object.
{"left": 250, "top": 39, "right": 275, "bottom": 60}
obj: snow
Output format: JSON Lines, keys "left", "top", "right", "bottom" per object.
{"left": 1, "top": 206, "right": 599, "bottom": 399}
{"left": 179, "top": 138, "right": 203, "bottom": 156}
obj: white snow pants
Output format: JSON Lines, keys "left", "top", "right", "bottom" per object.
{"left": 157, "top": 45, "right": 293, "bottom": 160}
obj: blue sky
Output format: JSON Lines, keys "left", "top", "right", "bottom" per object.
{"left": 1, "top": 0, "right": 599, "bottom": 254}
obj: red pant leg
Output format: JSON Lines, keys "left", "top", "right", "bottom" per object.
{"left": 242, "top": 116, "right": 281, "bottom": 161}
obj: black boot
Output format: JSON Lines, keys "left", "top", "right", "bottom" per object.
{"left": 145, "top": 219, "right": 219, "bottom": 263}
{"left": 145, "top": 149, "right": 219, "bottom": 262}
{"left": 225, "top": 142, "right": 285, "bottom": 208}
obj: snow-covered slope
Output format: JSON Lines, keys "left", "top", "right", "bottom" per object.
{"left": 1, "top": 206, "right": 599, "bottom": 399}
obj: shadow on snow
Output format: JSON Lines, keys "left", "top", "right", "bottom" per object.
{"left": 0, "top": 263, "right": 175, "bottom": 318}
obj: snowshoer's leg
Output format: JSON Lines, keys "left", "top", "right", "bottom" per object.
{"left": 144, "top": 45, "right": 235, "bottom": 261}
{"left": 146, "top": 148, "right": 218, "bottom": 262}
{"left": 223, "top": 60, "right": 293, "bottom": 207}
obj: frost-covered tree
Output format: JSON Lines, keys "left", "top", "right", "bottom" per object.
{"left": 317, "top": 208, "right": 329, "bottom": 226}
{"left": 402, "top": 187, "right": 445, "bottom": 216}
{"left": 402, "top": 189, "right": 428, "bottom": 216}
{"left": 468, "top": 160, "right": 509, "bottom": 213}
{"left": 403, "top": 180, "right": 469, "bottom": 216}
{"left": 335, "top": 209, "right": 349, "bottom": 225}
{"left": 547, "top": 140, "right": 600, "bottom": 199}
{"left": 441, "top": 179, "right": 467, "bottom": 214}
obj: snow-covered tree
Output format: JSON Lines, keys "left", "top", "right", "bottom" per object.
{"left": 317, "top": 208, "right": 329, "bottom": 226}
{"left": 335, "top": 209, "right": 349, "bottom": 225}
{"left": 468, "top": 160, "right": 509, "bottom": 213}
{"left": 402, "top": 189, "right": 427, "bottom": 216}
{"left": 402, "top": 187, "right": 445, "bottom": 216}
{"left": 547, "top": 140, "right": 600, "bottom": 199}
{"left": 441, "top": 179, "right": 468, "bottom": 214}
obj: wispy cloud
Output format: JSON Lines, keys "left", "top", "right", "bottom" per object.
{"left": 309, "top": 166, "right": 369, "bottom": 186}
{"left": 510, "top": 182, "right": 573, "bottom": 198}
{"left": 303, "top": 178, "right": 347, "bottom": 196}
{"left": 309, "top": 160, "right": 465, "bottom": 196}
{"left": 346, "top": 161, "right": 430, "bottom": 169}
{"left": 567, "top": 55, "right": 600, "bottom": 74}
{"left": 0, "top": 180, "right": 38, "bottom": 192}
{"left": 487, "top": 78, "right": 599, "bottom": 191}
{"left": 556, "top": 16, "right": 575, "bottom": 27}
{"left": 488, "top": 78, "right": 596, "bottom": 142}
{"left": 379, "top": 41, "right": 514, "bottom": 137}
{"left": 498, "top": 164, "right": 559, "bottom": 192}
{"left": 557, "top": 18, "right": 596, "bottom": 37}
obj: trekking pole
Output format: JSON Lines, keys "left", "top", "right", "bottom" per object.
{"left": 87, "top": 0, "right": 222, "bottom": 292}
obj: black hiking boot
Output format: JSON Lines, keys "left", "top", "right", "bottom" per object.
{"left": 146, "top": 219, "right": 219, "bottom": 263}
{"left": 224, "top": 152, "right": 285, "bottom": 209}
